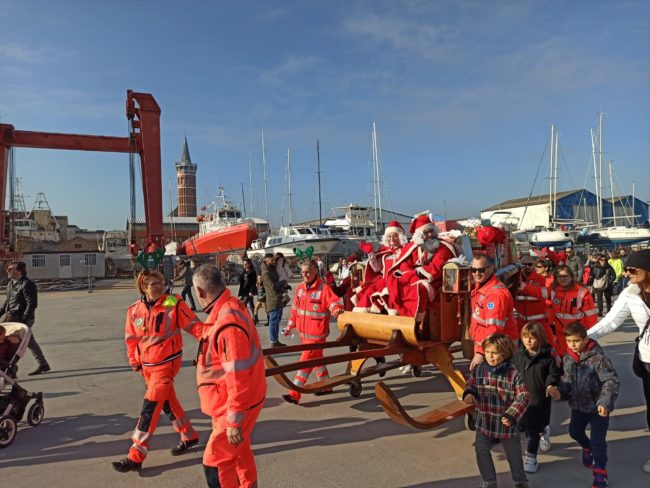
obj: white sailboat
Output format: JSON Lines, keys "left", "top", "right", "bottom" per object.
{"left": 513, "top": 124, "right": 573, "bottom": 248}
{"left": 578, "top": 113, "right": 650, "bottom": 247}
{"left": 248, "top": 144, "right": 340, "bottom": 259}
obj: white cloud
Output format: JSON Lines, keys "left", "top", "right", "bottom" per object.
{"left": 261, "top": 55, "right": 321, "bottom": 85}
{"left": 0, "top": 41, "right": 77, "bottom": 64}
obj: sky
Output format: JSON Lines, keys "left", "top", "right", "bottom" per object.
{"left": 1, "top": 0, "right": 648, "bottom": 231}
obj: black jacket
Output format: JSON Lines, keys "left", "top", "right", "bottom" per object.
{"left": 512, "top": 345, "right": 561, "bottom": 406}
{"left": 238, "top": 269, "right": 258, "bottom": 298}
{"left": 588, "top": 264, "right": 616, "bottom": 291}
{"left": 0, "top": 275, "right": 38, "bottom": 324}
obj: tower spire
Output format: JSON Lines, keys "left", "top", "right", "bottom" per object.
{"left": 175, "top": 135, "right": 198, "bottom": 217}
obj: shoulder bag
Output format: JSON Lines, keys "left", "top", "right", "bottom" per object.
{"left": 632, "top": 317, "right": 650, "bottom": 378}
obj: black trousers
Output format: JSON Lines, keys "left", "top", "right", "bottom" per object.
{"left": 593, "top": 289, "right": 612, "bottom": 315}
{"left": 640, "top": 361, "right": 650, "bottom": 430}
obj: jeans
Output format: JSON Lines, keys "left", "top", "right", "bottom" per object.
{"left": 569, "top": 409, "right": 609, "bottom": 469}
{"left": 267, "top": 308, "right": 283, "bottom": 343}
{"left": 474, "top": 431, "right": 527, "bottom": 485}
{"left": 240, "top": 295, "right": 255, "bottom": 318}
{"left": 181, "top": 285, "right": 196, "bottom": 309}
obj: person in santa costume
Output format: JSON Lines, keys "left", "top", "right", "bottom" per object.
{"left": 352, "top": 220, "right": 411, "bottom": 314}
{"left": 389, "top": 212, "right": 458, "bottom": 321}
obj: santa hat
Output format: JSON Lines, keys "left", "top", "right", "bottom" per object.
{"left": 384, "top": 220, "right": 405, "bottom": 236}
{"left": 347, "top": 252, "right": 360, "bottom": 264}
{"left": 409, "top": 211, "right": 438, "bottom": 245}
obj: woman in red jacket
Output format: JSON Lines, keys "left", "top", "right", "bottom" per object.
{"left": 112, "top": 269, "right": 203, "bottom": 472}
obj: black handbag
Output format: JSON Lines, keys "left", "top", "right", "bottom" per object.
{"left": 632, "top": 318, "right": 650, "bottom": 378}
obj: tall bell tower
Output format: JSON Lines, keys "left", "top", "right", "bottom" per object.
{"left": 174, "top": 136, "right": 198, "bottom": 217}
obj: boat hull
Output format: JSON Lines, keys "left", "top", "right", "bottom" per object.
{"left": 182, "top": 223, "right": 258, "bottom": 255}
{"left": 577, "top": 227, "right": 650, "bottom": 248}
{"left": 515, "top": 230, "right": 573, "bottom": 248}
{"left": 248, "top": 238, "right": 341, "bottom": 259}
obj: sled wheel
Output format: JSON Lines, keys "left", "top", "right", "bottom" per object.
{"left": 0, "top": 416, "right": 17, "bottom": 448}
{"left": 464, "top": 412, "right": 476, "bottom": 431}
{"left": 27, "top": 402, "right": 45, "bottom": 427}
{"left": 349, "top": 381, "right": 363, "bottom": 398}
{"left": 410, "top": 365, "right": 422, "bottom": 377}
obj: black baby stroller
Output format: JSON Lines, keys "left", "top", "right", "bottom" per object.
{"left": 0, "top": 322, "right": 45, "bottom": 448}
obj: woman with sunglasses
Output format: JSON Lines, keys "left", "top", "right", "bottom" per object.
{"left": 519, "top": 265, "right": 598, "bottom": 357}
{"left": 533, "top": 259, "right": 553, "bottom": 287}
{"left": 587, "top": 249, "right": 650, "bottom": 474}
{"left": 112, "top": 269, "right": 203, "bottom": 472}
{"left": 588, "top": 254, "right": 616, "bottom": 317}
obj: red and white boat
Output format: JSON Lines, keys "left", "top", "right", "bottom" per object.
{"left": 180, "top": 187, "right": 259, "bottom": 256}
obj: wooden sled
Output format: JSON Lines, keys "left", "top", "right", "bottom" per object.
{"left": 373, "top": 343, "right": 472, "bottom": 429}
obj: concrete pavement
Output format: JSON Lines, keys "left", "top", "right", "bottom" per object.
{"left": 0, "top": 281, "right": 648, "bottom": 487}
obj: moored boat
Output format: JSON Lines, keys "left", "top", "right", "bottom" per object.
{"left": 180, "top": 187, "right": 259, "bottom": 256}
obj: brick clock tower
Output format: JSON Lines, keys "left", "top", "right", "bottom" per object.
{"left": 174, "top": 136, "right": 198, "bottom": 217}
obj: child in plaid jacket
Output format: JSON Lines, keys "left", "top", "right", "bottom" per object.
{"left": 464, "top": 333, "right": 531, "bottom": 488}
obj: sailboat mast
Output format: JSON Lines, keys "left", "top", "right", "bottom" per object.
{"left": 608, "top": 162, "right": 616, "bottom": 226}
{"left": 372, "top": 122, "right": 383, "bottom": 230}
{"left": 248, "top": 154, "right": 254, "bottom": 217}
{"left": 590, "top": 128, "right": 601, "bottom": 225}
{"left": 632, "top": 182, "right": 636, "bottom": 225}
{"left": 287, "top": 146, "right": 292, "bottom": 225}
{"left": 548, "top": 124, "right": 555, "bottom": 226}
{"left": 553, "top": 126, "right": 559, "bottom": 222}
{"left": 261, "top": 131, "right": 270, "bottom": 224}
{"left": 316, "top": 139, "right": 322, "bottom": 225}
{"left": 598, "top": 113, "right": 604, "bottom": 227}
{"left": 241, "top": 183, "right": 247, "bottom": 218}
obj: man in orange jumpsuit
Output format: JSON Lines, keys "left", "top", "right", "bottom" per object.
{"left": 469, "top": 254, "right": 518, "bottom": 370}
{"left": 112, "top": 269, "right": 202, "bottom": 472}
{"left": 193, "top": 264, "right": 266, "bottom": 488}
{"left": 282, "top": 260, "right": 344, "bottom": 404}
{"left": 515, "top": 255, "right": 556, "bottom": 349}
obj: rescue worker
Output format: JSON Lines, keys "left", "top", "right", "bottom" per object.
{"left": 515, "top": 256, "right": 556, "bottom": 349}
{"left": 469, "top": 254, "right": 518, "bottom": 370}
{"left": 519, "top": 264, "right": 598, "bottom": 356}
{"left": 193, "top": 264, "right": 266, "bottom": 488}
{"left": 282, "top": 260, "right": 344, "bottom": 404}
{"left": 112, "top": 269, "right": 202, "bottom": 473}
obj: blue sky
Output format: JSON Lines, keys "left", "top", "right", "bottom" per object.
{"left": 1, "top": 0, "right": 648, "bottom": 231}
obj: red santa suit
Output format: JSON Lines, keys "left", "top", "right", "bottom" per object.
{"left": 352, "top": 221, "right": 408, "bottom": 314}
{"left": 390, "top": 215, "right": 458, "bottom": 320}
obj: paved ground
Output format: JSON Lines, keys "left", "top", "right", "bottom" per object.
{"left": 0, "top": 280, "right": 648, "bottom": 487}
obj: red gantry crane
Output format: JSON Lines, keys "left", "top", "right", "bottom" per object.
{"left": 0, "top": 90, "right": 164, "bottom": 258}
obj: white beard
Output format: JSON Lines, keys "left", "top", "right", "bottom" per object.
{"left": 421, "top": 238, "right": 440, "bottom": 254}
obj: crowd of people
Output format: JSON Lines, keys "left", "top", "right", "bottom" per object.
{"left": 2, "top": 218, "right": 648, "bottom": 487}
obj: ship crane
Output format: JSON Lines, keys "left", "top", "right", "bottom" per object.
{"left": 0, "top": 90, "right": 164, "bottom": 257}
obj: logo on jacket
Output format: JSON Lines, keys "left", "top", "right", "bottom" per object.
{"left": 553, "top": 298, "right": 560, "bottom": 305}
{"left": 487, "top": 302, "right": 495, "bottom": 310}
{"left": 313, "top": 304, "right": 319, "bottom": 311}
{"left": 135, "top": 317, "right": 144, "bottom": 327}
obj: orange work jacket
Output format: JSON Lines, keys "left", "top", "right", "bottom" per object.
{"left": 470, "top": 274, "right": 518, "bottom": 354}
{"left": 520, "top": 283, "right": 598, "bottom": 330}
{"left": 286, "top": 277, "right": 343, "bottom": 341}
{"left": 125, "top": 294, "right": 202, "bottom": 368}
{"left": 196, "top": 289, "right": 266, "bottom": 428}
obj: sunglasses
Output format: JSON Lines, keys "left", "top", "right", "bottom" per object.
{"left": 521, "top": 263, "right": 534, "bottom": 267}
{"left": 145, "top": 281, "right": 164, "bottom": 287}
{"left": 556, "top": 274, "right": 571, "bottom": 279}
{"left": 534, "top": 265, "right": 546, "bottom": 269}
{"left": 624, "top": 267, "right": 640, "bottom": 275}
{"left": 470, "top": 266, "right": 492, "bottom": 274}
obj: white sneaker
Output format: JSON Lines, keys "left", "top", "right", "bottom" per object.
{"left": 539, "top": 426, "right": 551, "bottom": 452}
{"left": 399, "top": 365, "right": 412, "bottom": 374}
{"left": 523, "top": 455, "right": 538, "bottom": 473}
{"left": 643, "top": 455, "right": 650, "bottom": 473}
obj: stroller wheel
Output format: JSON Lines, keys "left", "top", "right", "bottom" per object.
{"left": 0, "top": 416, "right": 17, "bottom": 448}
{"left": 27, "top": 402, "right": 45, "bottom": 427}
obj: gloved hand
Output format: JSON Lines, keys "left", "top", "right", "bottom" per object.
{"left": 359, "top": 241, "right": 374, "bottom": 255}
{"left": 282, "top": 326, "right": 294, "bottom": 337}
{"left": 325, "top": 272, "right": 336, "bottom": 286}
{"left": 131, "top": 364, "right": 142, "bottom": 372}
